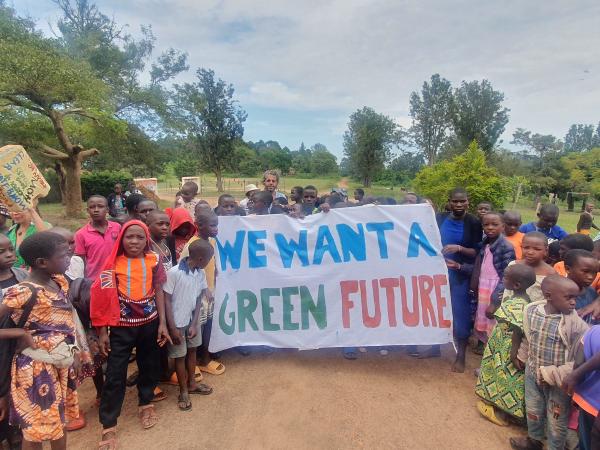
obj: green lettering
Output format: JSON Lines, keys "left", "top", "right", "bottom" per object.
{"left": 237, "top": 290, "right": 259, "bottom": 332}
{"left": 218, "top": 294, "right": 235, "bottom": 335}
{"left": 300, "top": 285, "right": 327, "bottom": 330}
{"left": 261, "top": 288, "right": 281, "bottom": 331}
{"left": 282, "top": 286, "right": 300, "bottom": 330}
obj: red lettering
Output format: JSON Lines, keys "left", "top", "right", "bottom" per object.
{"left": 401, "top": 276, "right": 420, "bottom": 327}
{"left": 360, "top": 279, "right": 381, "bottom": 328}
{"left": 380, "top": 278, "right": 399, "bottom": 327}
{"left": 433, "top": 274, "right": 451, "bottom": 328}
{"left": 418, "top": 275, "right": 437, "bottom": 327}
{"left": 340, "top": 280, "right": 358, "bottom": 328}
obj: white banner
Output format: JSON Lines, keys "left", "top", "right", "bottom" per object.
{"left": 209, "top": 204, "right": 453, "bottom": 352}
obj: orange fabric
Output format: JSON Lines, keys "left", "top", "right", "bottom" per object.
{"left": 115, "top": 253, "right": 159, "bottom": 300}
{"left": 573, "top": 392, "right": 599, "bottom": 417}
{"left": 505, "top": 232, "right": 524, "bottom": 260}
{"left": 555, "top": 261, "right": 600, "bottom": 292}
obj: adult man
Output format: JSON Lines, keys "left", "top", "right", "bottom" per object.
{"left": 262, "top": 170, "right": 287, "bottom": 201}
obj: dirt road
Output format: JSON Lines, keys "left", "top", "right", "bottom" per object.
{"left": 69, "top": 345, "right": 525, "bottom": 449}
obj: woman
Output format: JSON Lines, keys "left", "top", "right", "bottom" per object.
{"left": 7, "top": 206, "right": 50, "bottom": 269}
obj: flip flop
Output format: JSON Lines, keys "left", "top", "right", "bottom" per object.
{"left": 66, "top": 409, "right": 87, "bottom": 431}
{"left": 188, "top": 383, "right": 213, "bottom": 395}
{"left": 476, "top": 400, "right": 508, "bottom": 426}
{"left": 139, "top": 405, "right": 158, "bottom": 429}
{"left": 177, "top": 393, "right": 192, "bottom": 411}
{"left": 164, "top": 368, "right": 204, "bottom": 385}
{"left": 198, "top": 360, "right": 225, "bottom": 375}
{"left": 98, "top": 427, "right": 117, "bottom": 450}
{"left": 151, "top": 387, "right": 167, "bottom": 402}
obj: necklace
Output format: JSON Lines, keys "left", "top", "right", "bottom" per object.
{"left": 151, "top": 239, "right": 171, "bottom": 261}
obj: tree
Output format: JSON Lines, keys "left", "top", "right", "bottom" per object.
{"left": 409, "top": 74, "right": 453, "bottom": 165}
{"left": 561, "top": 148, "right": 600, "bottom": 198}
{"left": 343, "top": 107, "right": 398, "bottom": 187}
{"left": 511, "top": 128, "right": 563, "bottom": 167}
{"left": 451, "top": 80, "right": 510, "bottom": 154}
{"left": 310, "top": 146, "right": 338, "bottom": 175}
{"left": 387, "top": 151, "right": 425, "bottom": 184}
{"left": 173, "top": 68, "right": 247, "bottom": 192}
{"left": 564, "top": 123, "right": 598, "bottom": 152}
{"left": 0, "top": 2, "right": 111, "bottom": 216}
{"left": 414, "top": 141, "right": 509, "bottom": 210}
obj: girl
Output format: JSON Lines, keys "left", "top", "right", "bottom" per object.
{"left": 471, "top": 212, "right": 515, "bottom": 344}
{"left": 7, "top": 206, "right": 50, "bottom": 269}
{"left": 475, "top": 264, "right": 537, "bottom": 426}
{"left": 168, "top": 208, "right": 197, "bottom": 262}
{"left": 90, "top": 221, "right": 171, "bottom": 450}
{"left": 0, "top": 232, "right": 76, "bottom": 450}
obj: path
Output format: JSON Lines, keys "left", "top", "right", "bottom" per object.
{"left": 69, "top": 346, "right": 525, "bottom": 449}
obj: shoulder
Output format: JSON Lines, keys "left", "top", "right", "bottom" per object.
{"left": 11, "top": 267, "right": 29, "bottom": 281}
{"left": 520, "top": 222, "right": 534, "bottom": 232}
{"left": 108, "top": 221, "right": 122, "bottom": 231}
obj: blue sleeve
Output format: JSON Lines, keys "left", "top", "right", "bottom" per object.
{"left": 519, "top": 223, "right": 533, "bottom": 233}
{"left": 556, "top": 226, "right": 568, "bottom": 240}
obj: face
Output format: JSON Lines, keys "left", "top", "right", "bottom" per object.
{"left": 181, "top": 186, "right": 196, "bottom": 203}
{"left": 173, "top": 222, "right": 193, "bottom": 238}
{"left": 0, "top": 237, "right": 16, "bottom": 269}
{"left": 502, "top": 270, "right": 520, "bottom": 292}
{"left": 303, "top": 189, "right": 317, "bottom": 206}
{"left": 449, "top": 193, "right": 468, "bottom": 216}
{"left": 558, "top": 242, "right": 571, "bottom": 261}
{"left": 503, "top": 216, "right": 521, "bottom": 236}
{"left": 291, "top": 188, "right": 302, "bottom": 202}
{"left": 566, "top": 257, "right": 599, "bottom": 289}
{"left": 137, "top": 201, "right": 156, "bottom": 223}
{"left": 250, "top": 192, "right": 265, "bottom": 213}
{"left": 586, "top": 203, "right": 594, "bottom": 213}
{"left": 537, "top": 211, "right": 558, "bottom": 230}
{"left": 148, "top": 215, "right": 170, "bottom": 240}
{"left": 122, "top": 225, "right": 147, "bottom": 257}
{"left": 546, "top": 281, "right": 579, "bottom": 314}
{"left": 54, "top": 231, "right": 75, "bottom": 257}
{"left": 114, "top": 184, "right": 122, "bottom": 194}
{"left": 9, "top": 209, "right": 32, "bottom": 226}
{"left": 219, "top": 198, "right": 236, "bottom": 216}
{"left": 198, "top": 217, "right": 218, "bottom": 238}
{"left": 404, "top": 194, "right": 417, "bottom": 205}
{"left": 42, "top": 242, "right": 71, "bottom": 275}
{"left": 522, "top": 237, "right": 547, "bottom": 265}
{"left": 263, "top": 174, "right": 278, "bottom": 192}
{"left": 477, "top": 203, "right": 491, "bottom": 219}
{"left": 87, "top": 197, "right": 108, "bottom": 222}
{"left": 482, "top": 214, "right": 504, "bottom": 239}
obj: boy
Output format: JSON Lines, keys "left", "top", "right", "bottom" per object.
{"left": 477, "top": 201, "right": 492, "bottom": 220}
{"left": 564, "top": 249, "right": 599, "bottom": 324}
{"left": 302, "top": 185, "right": 319, "bottom": 216}
{"left": 180, "top": 181, "right": 200, "bottom": 217}
{"left": 250, "top": 191, "right": 282, "bottom": 215}
{"left": 107, "top": 183, "right": 127, "bottom": 218}
{"left": 290, "top": 186, "right": 303, "bottom": 205}
{"left": 137, "top": 200, "right": 158, "bottom": 224}
{"left": 520, "top": 203, "right": 568, "bottom": 242}
{"left": 51, "top": 227, "right": 84, "bottom": 281}
{"left": 215, "top": 194, "right": 244, "bottom": 216}
{"left": 239, "top": 184, "right": 259, "bottom": 215}
{"left": 553, "top": 234, "right": 599, "bottom": 292}
{"left": 577, "top": 202, "right": 599, "bottom": 235}
{"left": 146, "top": 210, "right": 174, "bottom": 272}
{"left": 504, "top": 211, "right": 525, "bottom": 260}
{"left": 164, "top": 239, "right": 214, "bottom": 410}
{"left": 354, "top": 188, "right": 365, "bottom": 203}
{"left": 75, "top": 195, "right": 121, "bottom": 280}
{"left": 510, "top": 275, "right": 589, "bottom": 450}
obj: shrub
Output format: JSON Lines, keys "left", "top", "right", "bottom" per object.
{"left": 81, "top": 170, "right": 133, "bottom": 200}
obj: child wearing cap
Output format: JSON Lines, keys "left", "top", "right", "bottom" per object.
{"left": 240, "top": 184, "right": 259, "bottom": 215}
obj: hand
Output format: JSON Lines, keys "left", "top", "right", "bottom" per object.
{"left": 511, "top": 356, "right": 525, "bottom": 371}
{"left": 98, "top": 329, "right": 111, "bottom": 357}
{"left": 442, "top": 245, "right": 462, "bottom": 255}
{"left": 206, "top": 291, "right": 214, "bottom": 305}
{"left": 72, "top": 352, "right": 81, "bottom": 378}
{"left": 0, "top": 396, "right": 7, "bottom": 421}
{"left": 187, "top": 325, "right": 197, "bottom": 340}
{"left": 561, "top": 371, "right": 580, "bottom": 395}
{"left": 16, "top": 330, "right": 37, "bottom": 352}
{"left": 157, "top": 324, "right": 172, "bottom": 347}
{"left": 169, "top": 327, "right": 182, "bottom": 345}
{"left": 320, "top": 203, "right": 331, "bottom": 213}
{"left": 485, "top": 304, "right": 498, "bottom": 320}
{"left": 445, "top": 259, "right": 460, "bottom": 271}
{"left": 578, "top": 298, "right": 600, "bottom": 320}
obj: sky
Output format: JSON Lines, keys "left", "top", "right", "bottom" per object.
{"left": 14, "top": 0, "right": 600, "bottom": 160}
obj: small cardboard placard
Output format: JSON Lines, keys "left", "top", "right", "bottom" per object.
{"left": 0, "top": 145, "right": 50, "bottom": 211}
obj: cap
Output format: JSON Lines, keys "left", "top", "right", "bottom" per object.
{"left": 245, "top": 184, "right": 259, "bottom": 194}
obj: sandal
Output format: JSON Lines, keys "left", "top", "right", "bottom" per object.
{"left": 139, "top": 405, "right": 159, "bottom": 429}
{"left": 197, "top": 360, "right": 225, "bottom": 375}
{"left": 151, "top": 387, "right": 167, "bottom": 402}
{"left": 476, "top": 400, "right": 508, "bottom": 426}
{"left": 165, "top": 368, "right": 203, "bottom": 385}
{"left": 66, "top": 409, "right": 87, "bottom": 431}
{"left": 177, "top": 393, "right": 192, "bottom": 411}
{"left": 188, "top": 383, "right": 213, "bottom": 395}
{"left": 98, "top": 426, "right": 117, "bottom": 450}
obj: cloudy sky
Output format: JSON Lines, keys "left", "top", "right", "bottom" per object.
{"left": 15, "top": 0, "right": 600, "bottom": 159}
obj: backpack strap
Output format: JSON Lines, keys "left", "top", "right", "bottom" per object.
{"left": 16, "top": 283, "right": 40, "bottom": 328}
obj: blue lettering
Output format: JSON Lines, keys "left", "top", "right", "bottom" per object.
{"left": 216, "top": 231, "right": 245, "bottom": 271}
{"left": 336, "top": 223, "right": 366, "bottom": 262}
{"left": 407, "top": 222, "right": 437, "bottom": 257}
{"left": 366, "top": 222, "right": 394, "bottom": 259}
{"left": 275, "top": 230, "right": 309, "bottom": 268}
{"left": 248, "top": 230, "right": 267, "bottom": 268}
{"left": 313, "top": 225, "right": 342, "bottom": 265}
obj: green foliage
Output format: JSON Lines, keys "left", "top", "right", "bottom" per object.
{"left": 383, "top": 151, "right": 425, "bottom": 186}
{"left": 561, "top": 148, "right": 600, "bottom": 199}
{"left": 310, "top": 147, "right": 338, "bottom": 175}
{"left": 564, "top": 123, "right": 600, "bottom": 152}
{"left": 343, "top": 106, "right": 399, "bottom": 187}
{"left": 414, "top": 141, "right": 509, "bottom": 210}
{"left": 80, "top": 170, "right": 132, "bottom": 199}
{"left": 511, "top": 128, "right": 562, "bottom": 162}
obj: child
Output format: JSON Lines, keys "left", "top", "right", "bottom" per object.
{"left": 51, "top": 227, "right": 85, "bottom": 281}
{"left": 180, "top": 181, "right": 200, "bottom": 218}
{"left": 476, "top": 201, "right": 492, "bottom": 220}
{"left": 0, "top": 204, "right": 10, "bottom": 236}
{"left": 302, "top": 185, "right": 319, "bottom": 216}
{"left": 547, "top": 240, "right": 562, "bottom": 267}
{"left": 503, "top": 211, "right": 524, "bottom": 260}
{"left": 169, "top": 208, "right": 197, "bottom": 262}
{"left": 136, "top": 200, "right": 158, "bottom": 224}
{"left": 471, "top": 212, "right": 515, "bottom": 344}
{"left": 250, "top": 191, "right": 279, "bottom": 215}
{"left": 215, "top": 194, "right": 244, "bottom": 216}
{"left": 239, "top": 184, "right": 259, "bottom": 215}
{"left": 475, "top": 264, "right": 537, "bottom": 426}
{"left": 290, "top": 186, "right": 303, "bottom": 205}
{"left": 90, "top": 221, "right": 171, "bottom": 449}
{"left": 146, "top": 210, "right": 175, "bottom": 272}
{"left": 123, "top": 193, "right": 145, "bottom": 223}
{"left": 520, "top": 203, "right": 568, "bottom": 242}
{"left": 509, "top": 275, "right": 589, "bottom": 450}
{"left": 164, "top": 239, "right": 214, "bottom": 411}
{"left": 0, "top": 232, "right": 77, "bottom": 449}
{"left": 564, "top": 249, "right": 599, "bottom": 324}
{"left": 577, "top": 202, "right": 599, "bottom": 235}
{"left": 107, "top": 184, "right": 127, "bottom": 218}
{"left": 553, "top": 234, "right": 599, "bottom": 290}
{"left": 354, "top": 188, "right": 365, "bottom": 203}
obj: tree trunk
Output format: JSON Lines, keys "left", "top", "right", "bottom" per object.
{"left": 363, "top": 176, "right": 371, "bottom": 187}
{"left": 63, "top": 154, "right": 84, "bottom": 217}
{"left": 53, "top": 162, "right": 67, "bottom": 205}
{"left": 215, "top": 169, "right": 224, "bottom": 192}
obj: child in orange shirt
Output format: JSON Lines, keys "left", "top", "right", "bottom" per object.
{"left": 503, "top": 211, "right": 524, "bottom": 260}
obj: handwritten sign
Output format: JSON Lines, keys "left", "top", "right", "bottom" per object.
{"left": 209, "top": 204, "right": 453, "bottom": 352}
{"left": 0, "top": 145, "right": 50, "bottom": 211}
{"left": 134, "top": 178, "right": 158, "bottom": 193}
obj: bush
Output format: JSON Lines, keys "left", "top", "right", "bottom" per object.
{"left": 81, "top": 170, "right": 133, "bottom": 199}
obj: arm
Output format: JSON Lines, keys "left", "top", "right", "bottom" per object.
{"left": 187, "top": 292, "right": 204, "bottom": 340}
{"left": 561, "top": 345, "right": 598, "bottom": 395}
{"left": 163, "top": 291, "right": 181, "bottom": 345}
{"left": 29, "top": 207, "right": 48, "bottom": 232}
{"left": 154, "top": 287, "right": 172, "bottom": 347}
{"left": 578, "top": 295, "right": 600, "bottom": 320}
{"left": 441, "top": 245, "right": 476, "bottom": 258}
{"left": 97, "top": 326, "right": 110, "bottom": 357}
{"left": 510, "top": 327, "right": 525, "bottom": 371}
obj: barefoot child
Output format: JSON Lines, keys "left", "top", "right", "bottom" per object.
{"left": 90, "top": 221, "right": 171, "bottom": 449}
{"left": 475, "top": 264, "right": 537, "bottom": 426}
{"left": 509, "top": 276, "right": 589, "bottom": 450}
{"left": 164, "top": 239, "right": 214, "bottom": 410}
{"left": 0, "top": 232, "right": 77, "bottom": 449}
{"left": 503, "top": 211, "right": 524, "bottom": 260}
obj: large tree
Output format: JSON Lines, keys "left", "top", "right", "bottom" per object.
{"left": 451, "top": 80, "right": 509, "bottom": 154}
{"left": 343, "top": 107, "right": 398, "bottom": 187}
{"left": 173, "top": 69, "right": 247, "bottom": 192}
{"left": 564, "top": 123, "right": 598, "bottom": 152}
{"left": 511, "top": 128, "right": 563, "bottom": 168}
{"left": 409, "top": 74, "right": 453, "bottom": 165}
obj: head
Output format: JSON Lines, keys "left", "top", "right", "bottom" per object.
{"left": 146, "top": 210, "right": 170, "bottom": 241}
{"left": 502, "top": 211, "right": 522, "bottom": 237}
{"left": 87, "top": 195, "right": 108, "bottom": 223}
{"left": 114, "top": 183, "right": 123, "bottom": 194}
{"left": 482, "top": 212, "right": 504, "bottom": 239}
{"left": 503, "top": 264, "right": 536, "bottom": 294}
{"left": 354, "top": 188, "right": 365, "bottom": 202}
{"left": 194, "top": 200, "right": 212, "bottom": 217}
{"left": 125, "top": 193, "right": 145, "bottom": 216}
{"left": 327, "top": 193, "right": 343, "bottom": 207}
{"left": 448, "top": 188, "right": 468, "bottom": 217}
{"left": 180, "top": 181, "right": 199, "bottom": 203}
{"left": 136, "top": 200, "right": 157, "bottom": 224}
{"left": 49, "top": 227, "right": 75, "bottom": 257}
{"left": 565, "top": 249, "right": 599, "bottom": 289}
{"left": 476, "top": 202, "right": 492, "bottom": 220}
{"left": 121, "top": 223, "right": 149, "bottom": 258}
{"left": 9, "top": 209, "right": 33, "bottom": 227}
{"left": 541, "top": 275, "right": 580, "bottom": 314}
{"left": 187, "top": 239, "right": 215, "bottom": 270}
{"left": 536, "top": 203, "right": 560, "bottom": 230}
{"left": 244, "top": 184, "right": 260, "bottom": 199}
{"left": 217, "top": 194, "right": 236, "bottom": 216}
{"left": 127, "top": 181, "right": 137, "bottom": 192}
{"left": 0, "top": 234, "right": 16, "bottom": 270}
{"left": 291, "top": 186, "right": 304, "bottom": 203}
{"left": 251, "top": 191, "right": 273, "bottom": 214}
{"left": 521, "top": 231, "right": 548, "bottom": 266}
{"left": 303, "top": 185, "right": 318, "bottom": 206}
{"left": 262, "top": 170, "right": 279, "bottom": 193}
{"left": 585, "top": 202, "right": 594, "bottom": 213}
{"left": 20, "top": 231, "right": 71, "bottom": 274}
{"left": 559, "top": 233, "right": 594, "bottom": 260}
{"left": 273, "top": 197, "right": 288, "bottom": 208}
{"left": 196, "top": 210, "right": 218, "bottom": 239}
{"left": 403, "top": 192, "right": 418, "bottom": 205}
{"left": 547, "top": 240, "right": 561, "bottom": 266}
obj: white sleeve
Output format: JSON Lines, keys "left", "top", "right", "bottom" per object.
{"left": 163, "top": 269, "right": 177, "bottom": 295}
{"left": 66, "top": 256, "right": 85, "bottom": 280}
